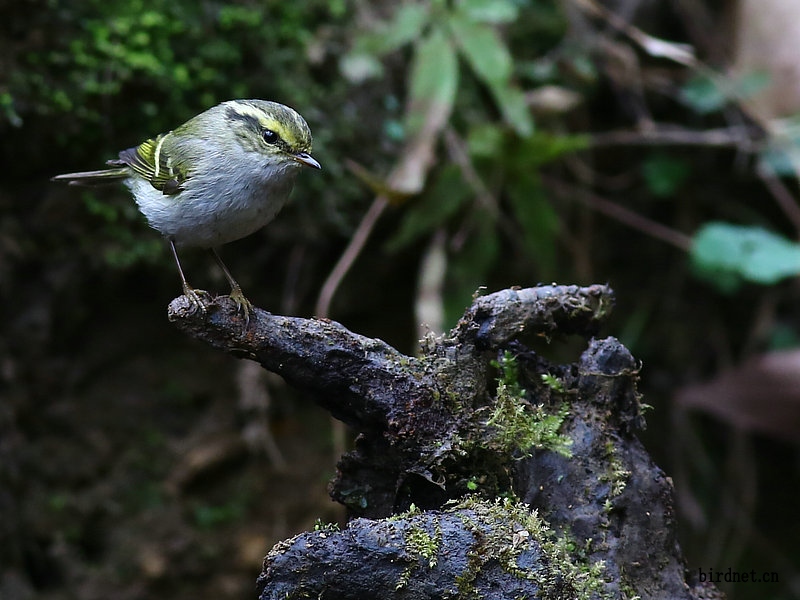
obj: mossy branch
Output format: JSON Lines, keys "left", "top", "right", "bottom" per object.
{"left": 168, "top": 284, "right": 721, "bottom": 600}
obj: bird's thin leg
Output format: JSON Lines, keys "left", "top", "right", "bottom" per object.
{"left": 169, "top": 239, "right": 208, "bottom": 313}
{"left": 210, "top": 248, "right": 253, "bottom": 324}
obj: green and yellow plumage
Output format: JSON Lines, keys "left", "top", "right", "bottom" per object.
{"left": 115, "top": 134, "right": 187, "bottom": 194}
{"left": 53, "top": 99, "right": 321, "bottom": 322}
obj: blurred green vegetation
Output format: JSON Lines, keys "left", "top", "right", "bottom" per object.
{"left": 9, "top": 0, "right": 795, "bottom": 318}
{"left": 6, "top": 0, "right": 342, "bottom": 134}
{"left": 2, "top": 1, "right": 800, "bottom": 599}
{"left": 0, "top": 1, "right": 795, "bottom": 278}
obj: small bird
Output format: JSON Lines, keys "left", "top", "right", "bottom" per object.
{"left": 53, "top": 99, "right": 321, "bottom": 322}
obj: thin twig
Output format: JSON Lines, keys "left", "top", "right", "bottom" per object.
{"left": 757, "top": 164, "right": 800, "bottom": 237}
{"left": 443, "top": 127, "right": 499, "bottom": 218}
{"left": 442, "top": 126, "right": 522, "bottom": 244}
{"left": 314, "top": 196, "right": 389, "bottom": 318}
{"left": 313, "top": 195, "right": 389, "bottom": 469}
{"left": 572, "top": 0, "right": 697, "bottom": 67}
{"left": 544, "top": 176, "right": 693, "bottom": 251}
{"left": 589, "top": 126, "right": 758, "bottom": 149}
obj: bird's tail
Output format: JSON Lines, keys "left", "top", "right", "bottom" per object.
{"left": 52, "top": 161, "right": 129, "bottom": 186}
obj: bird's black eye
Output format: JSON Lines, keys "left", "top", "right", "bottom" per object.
{"left": 262, "top": 129, "right": 279, "bottom": 145}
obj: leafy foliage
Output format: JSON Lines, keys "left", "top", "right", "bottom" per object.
{"left": 3, "top": 1, "right": 800, "bottom": 598}
{"left": 342, "top": 0, "right": 581, "bottom": 325}
{"left": 7, "top": 0, "right": 357, "bottom": 272}
{"left": 679, "top": 71, "right": 770, "bottom": 115}
{"left": 691, "top": 222, "right": 800, "bottom": 292}
{"left": 6, "top": 0, "right": 339, "bottom": 129}
{"left": 641, "top": 154, "right": 691, "bottom": 198}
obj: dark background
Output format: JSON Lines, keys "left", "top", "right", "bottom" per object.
{"left": 1, "top": 1, "right": 798, "bottom": 598}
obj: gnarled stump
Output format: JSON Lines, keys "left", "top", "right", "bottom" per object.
{"left": 169, "top": 284, "right": 722, "bottom": 600}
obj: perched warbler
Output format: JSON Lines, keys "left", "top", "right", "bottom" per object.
{"left": 53, "top": 99, "right": 321, "bottom": 322}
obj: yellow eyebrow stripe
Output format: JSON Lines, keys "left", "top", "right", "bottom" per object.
{"left": 228, "top": 102, "right": 267, "bottom": 123}
{"left": 227, "top": 102, "right": 295, "bottom": 142}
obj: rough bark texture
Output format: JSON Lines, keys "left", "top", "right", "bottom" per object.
{"left": 168, "top": 284, "right": 723, "bottom": 600}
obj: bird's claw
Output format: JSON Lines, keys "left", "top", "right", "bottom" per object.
{"left": 180, "top": 281, "right": 251, "bottom": 327}
{"left": 183, "top": 286, "right": 211, "bottom": 315}
{"left": 229, "top": 286, "right": 253, "bottom": 327}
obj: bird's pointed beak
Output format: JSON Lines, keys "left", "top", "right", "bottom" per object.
{"left": 294, "top": 152, "right": 321, "bottom": 170}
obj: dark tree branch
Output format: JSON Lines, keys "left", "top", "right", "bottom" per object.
{"left": 169, "top": 295, "right": 432, "bottom": 430}
{"left": 168, "top": 284, "right": 722, "bottom": 600}
{"left": 257, "top": 499, "right": 600, "bottom": 600}
{"left": 168, "top": 284, "right": 612, "bottom": 434}
{"left": 452, "top": 284, "right": 614, "bottom": 348}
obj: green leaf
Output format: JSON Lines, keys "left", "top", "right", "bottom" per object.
{"left": 449, "top": 15, "right": 511, "bottom": 86}
{"left": 691, "top": 222, "right": 800, "bottom": 292}
{"left": 354, "top": 3, "right": 429, "bottom": 56}
{"left": 758, "top": 144, "right": 797, "bottom": 176}
{"left": 758, "top": 125, "right": 800, "bottom": 176}
{"left": 448, "top": 10, "right": 546, "bottom": 138}
{"left": 218, "top": 5, "right": 262, "bottom": 28}
{"left": 1, "top": 92, "right": 22, "bottom": 127}
{"left": 342, "top": 4, "right": 430, "bottom": 82}
{"left": 641, "top": 154, "right": 691, "bottom": 198}
{"left": 384, "top": 3, "right": 430, "bottom": 48}
{"left": 456, "top": 0, "right": 518, "bottom": 23}
{"left": 467, "top": 123, "right": 505, "bottom": 158}
{"left": 385, "top": 166, "right": 469, "bottom": 252}
{"left": 406, "top": 27, "right": 458, "bottom": 134}
{"left": 513, "top": 131, "right": 589, "bottom": 166}
{"left": 489, "top": 83, "right": 534, "bottom": 137}
{"left": 679, "top": 75, "right": 727, "bottom": 114}
{"left": 680, "top": 71, "right": 770, "bottom": 115}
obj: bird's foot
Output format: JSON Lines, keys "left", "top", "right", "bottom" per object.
{"left": 228, "top": 285, "right": 254, "bottom": 327}
{"left": 183, "top": 286, "right": 212, "bottom": 315}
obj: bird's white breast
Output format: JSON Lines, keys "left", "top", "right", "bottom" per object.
{"left": 127, "top": 156, "right": 300, "bottom": 248}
